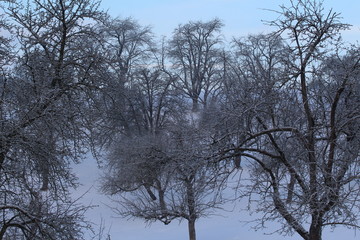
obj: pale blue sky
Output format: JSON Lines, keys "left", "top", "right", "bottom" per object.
{"left": 79, "top": 1, "right": 360, "bottom": 240}
{"left": 100, "top": 0, "right": 360, "bottom": 42}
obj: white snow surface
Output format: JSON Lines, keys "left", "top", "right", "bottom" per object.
{"left": 72, "top": 156, "right": 358, "bottom": 240}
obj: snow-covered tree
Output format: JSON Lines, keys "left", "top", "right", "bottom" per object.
{"left": 102, "top": 120, "right": 229, "bottom": 240}
{"left": 219, "top": 1, "right": 360, "bottom": 240}
{"left": 0, "top": 0, "right": 104, "bottom": 238}
{"left": 169, "top": 19, "right": 224, "bottom": 112}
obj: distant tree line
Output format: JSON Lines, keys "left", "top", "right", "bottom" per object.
{"left": 0, "top": 1, "right": 359, "bottom": 240}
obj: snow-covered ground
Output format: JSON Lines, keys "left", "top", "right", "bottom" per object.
{"left": 72, "top": 156, "right": 358, "bottom": 240}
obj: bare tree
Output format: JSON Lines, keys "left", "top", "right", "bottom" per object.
{"left": 102, "top": 121, "right": 229, "bottom": 240}
{"left": 0, "top": 0, "right": 104, "bottom": 238}
{"left": 219, "top": 1, "right": 360, "bottom": 240}
{"left": 169, "top": 19, "right": 224, "bottom": 112}
{"left": 99, "top": 40, "right": 229, "bottom": 239}
{"left": 89, "top": 16, "right": 158, "bottom": 148}
{"left": 98, "top": 16, "right": 153, "bottom": 85}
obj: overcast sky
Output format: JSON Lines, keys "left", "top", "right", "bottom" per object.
{"left": 100, "top": 0, "right": 360, "bottom": 42}
{"left": 76, "top": 1, "right": 360, "bottom": 239}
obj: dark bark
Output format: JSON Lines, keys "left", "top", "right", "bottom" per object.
{"left": 188, "top": 218, "right": 196, "bottom": 240}
{"left": 186, "top": 176, "right": 197, "bottom": 240}
{"left": 308, "top": 216, "right": 322, "bottom": 240}
{"left": 191, "top": 97, "right": 199, "bottom": 112}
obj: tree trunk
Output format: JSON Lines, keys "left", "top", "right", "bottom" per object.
{"left": 308, "top": 217, "right": 322, "bottom": 240}
{"left": 191, "top": 98, "right": 199, "bottom": 112}
{"left": 308, "top": 228, "right": 322, "bottom": 240}
{"left": 188, "top": 218, "right": 196, "bottom": 240}
{"left": 0, "top": 152, "right": 5, "bottom": 170}
{"left": 186, "top": 176, "right": 197, "bottom": 240}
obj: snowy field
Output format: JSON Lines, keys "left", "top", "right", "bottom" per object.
{"left": 73, "top": 157, "right": 359, "bottom": 240}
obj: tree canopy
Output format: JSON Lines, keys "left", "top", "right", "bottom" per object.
{"left": 1, "top": 1, "right": 359, "bottom": 240}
